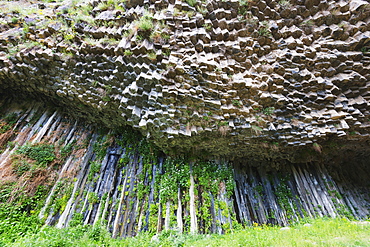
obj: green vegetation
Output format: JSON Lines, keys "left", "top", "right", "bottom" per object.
{"left": 361, "top": 47, "right": 369, "bottom": 53}
{"left": 262, "top": 107, "right": 275, "bottom": 116}
{"left": 300, "top": 20, "right": 315, "bottom": 27}
{"left": 275, "top": 177, "right": 296, "bottom": 223}
{"left": 92, "top": 134, "right": 112, "bottom": 159}
{"left": 251, "top": 125, "right": 263, "bottom": 135}
{"left": 0, "top": 0, "right": 170, "bottom": 62}
{"left": 96, "top": 0, "right": 125, "bottom": 11}
{"left": 278, "top": 0, "right": 292, "bottom": 9}
{"left": 124, "top": 49, "right": 133, "bottom": 56}
{"left": 104, "top": 84, "right": 113, "bottom": 94}
{"left": 186, "top": 0, "right": 197, "bottom": 7}
{"left": 154, "top": 158, "right": 235, "bottom": 233}
{"left": 258, "top": 21, "right": 271, "bottom": 37}
{"left": 238, "top": 0, "right": 253, "bottom": 16}
{"left": 0, "top": 113, "right": 18, "bottom": 134}
{"left": 196, "top": 6, "right": 208, "bottom": 16}
{"left": 147, "top": 52, "right": 157, "bottom": 60}
{"left": 15, "top": 143, "right": 56, "bottom": 166}
{"left": 88, "top": 161, "right": 102, "bottom": 181}
{"left": 4, "top": 218, "right": 369, "bottom": 246}
{"left": 136, "top": 14, "right": 154, "bottom": 32}
{"left": 232, "top": 100, "right": 242, "bottom": 107}
{"left": 43, "top": 179, "right": 74, "bottom": 217}
{"left": 203, "top": 23, "right": 212, "bottom": 31}
{"left": 60, "top": 141, "right": 75, "bottom": 159}
{"left": 0, "top": 183, "right": 49, "bottom": 245}
{"left": 0, "top": 2, "right": 39, "bottom": 17}
{"left": 150, "top": 29, "right": 170, "bottom": 43}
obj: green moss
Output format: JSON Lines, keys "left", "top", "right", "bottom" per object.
{"left": 275, "top": 176, "right": 295, "bottom": 222}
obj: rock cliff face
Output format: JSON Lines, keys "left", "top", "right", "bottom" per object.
{"left": 0, "top": 100, "right": 369, "bottom": 236}
{"left": 0, "top": 0, "right": 369, "bottom": 237}
{"left": 0, "top": 0, "right": 369, "bottom": 161}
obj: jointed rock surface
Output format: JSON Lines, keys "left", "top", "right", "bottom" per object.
{"left": 0, "top": 0, "right": 369, "bottom": 162}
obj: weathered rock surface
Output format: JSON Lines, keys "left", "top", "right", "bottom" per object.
{"left": 0, "top": 100, "right": 368, "bottom": 235}
{"left": 0, "top": 0, "right": 369, "bottom": 162}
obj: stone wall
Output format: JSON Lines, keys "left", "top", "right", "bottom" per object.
{"left": 0, "top": 0, "right": 369, "bottom": 161}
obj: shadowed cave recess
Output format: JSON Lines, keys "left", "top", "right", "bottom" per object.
{"left": 0, "top": 0, "right": 370, "bottom": 237}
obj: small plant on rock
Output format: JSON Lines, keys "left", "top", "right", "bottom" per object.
{"left": 104, "top": 84, "right": 113, "bottom": 94}
{"left": 186, "top": 0, "right": 198, "bottom": 7}
{"left": 11, "top": 17, "right": 19, "bottom": 24}
{"left": 251, "top": 125, "right": 263, "bottom": 135}
{"left": 102, "top": 96, "right": 111, "bottom": 102}
{"left": 232, "top": 100, "right": 242, "bottom": 107}
{"left": 258, "top": 21, "right": 271, "bottom": 37}
{"left": 263, "top": 107, "right": 275, "bottom": 116}
{"left": 238, "top": 0, "right": 254, "bottom": 16}
{"left": 300, "top": 20, "right": 315, "bottom": 27}
{"left": 150, "top": 29, "right": 170, "bottom": 44}
{"left": 64, "top": 32, "right": 75, "bottom": 42}
{"left": 278, "top": 0, "right": 292, "bottom": 9}
{"left": 203, "top": 23, "right": 212, "bottom": 31}
{"left": 196, "top": 6, "right": 208, "bottom": 16}
{"left": 124, "top": 50, "right": 133, "bottom": 56}
{"left": 147, "top": 52, "right": 157, "bottom": 61}
{"left": 136, "top": 14, "right": 154, "bottom": 32}
{"left": 360, "top": 46, "right": 369, "bottom": 54}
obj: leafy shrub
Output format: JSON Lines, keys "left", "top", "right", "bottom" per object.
{"left": 0, "top": 185, "right": 48, "bottom": 245}
{"left": 232, "top": 100, "right": 242, "bottom": 107}
{"left": 69, "top": 213, "right": 84, "bottom": 227}
{"left": 16, "top": 143, "right": 56, "bottom": 165}
{"left": 0, "top": 205, "right": 43, "bottom": 245}
{"left": 13, "top": 161, "right": 31, "bottom": 177}
{"left": 11, "top": 225, "right": 112, "bottom": 247}
{"left": 0, "top": 124, "right": 11, "bottom": 134}
{"left": 0, "top": 182, "right": 15, "bottom": 203}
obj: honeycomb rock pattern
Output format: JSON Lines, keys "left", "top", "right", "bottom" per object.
{"left": 0, "top": 0, "right": 369, "bottom": 161}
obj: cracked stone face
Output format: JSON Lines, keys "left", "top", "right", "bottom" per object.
{"left": 0, "top": 0, "right": 369, "bottom": 161}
